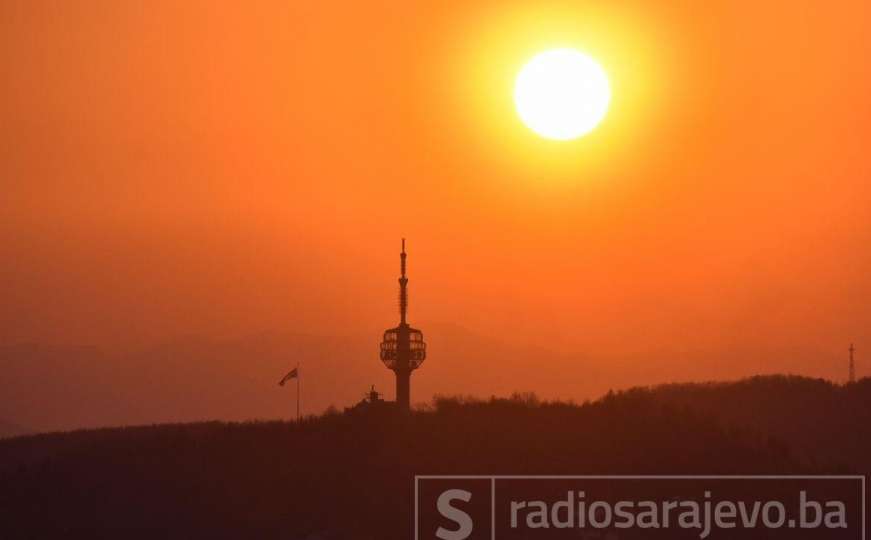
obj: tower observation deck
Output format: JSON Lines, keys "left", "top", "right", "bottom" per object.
{"left": 380, "top": 239, "right": 426, "bottom": 410}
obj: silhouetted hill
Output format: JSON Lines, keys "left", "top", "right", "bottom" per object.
{"left": 2, "top": 376, "right": 860, "bottom": 539}
{"left": 614, "top": 374, "right": 871, "bottom": 470}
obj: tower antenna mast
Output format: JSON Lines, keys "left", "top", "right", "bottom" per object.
{"left": 400, "top": 238, "right": 408, "bottom": 325}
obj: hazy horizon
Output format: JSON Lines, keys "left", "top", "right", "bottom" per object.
{"left": 1, "top": 322, "right": 859, "bottom": 434}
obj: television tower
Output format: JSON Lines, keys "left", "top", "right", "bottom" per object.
{"left": 849, "top": 343, "right": 855, "bottom": 384}
{"left": 380, "top": 239, "right": 427, "bottom": 410}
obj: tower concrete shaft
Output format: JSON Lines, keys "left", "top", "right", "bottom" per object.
{"left": 395, "top": 366, "right": 411, "bottom": 410}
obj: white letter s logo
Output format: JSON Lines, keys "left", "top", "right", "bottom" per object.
{"left": 436, "top": 489, "right": 473, "bottom": 540}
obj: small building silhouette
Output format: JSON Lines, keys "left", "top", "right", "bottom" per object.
{"left": 345, "top": 385, "right": 393, "bottom": 414}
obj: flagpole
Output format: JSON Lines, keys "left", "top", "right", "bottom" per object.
{"left": 296, "top": 361, "right": 300, "bottom": 422}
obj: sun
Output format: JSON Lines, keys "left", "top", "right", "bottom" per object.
{"left": 514, "top": 49, "right": 611, "bottom": 141}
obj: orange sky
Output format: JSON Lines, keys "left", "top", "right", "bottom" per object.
{"left": 2, "top": 1, "right": 871, "bottom": 426}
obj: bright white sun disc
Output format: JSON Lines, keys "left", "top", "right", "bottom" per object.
{"left": 514, "top": 49, "right": 611, "bottom": 140}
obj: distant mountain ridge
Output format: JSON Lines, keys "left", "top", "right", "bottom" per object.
{"left": 0, "top": 419, "right": 29, "bottom": 439}
{"left": 0, "top": 333, "right": 375, "bottom": 432}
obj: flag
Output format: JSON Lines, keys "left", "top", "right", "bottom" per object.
{"left": 278, "top": 367, "right": 299, "bottom": 386}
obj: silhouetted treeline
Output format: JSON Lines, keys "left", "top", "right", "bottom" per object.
{"left": 0, "top": 375, "right": 866, "bottom": 539}
{"left": 609, "top": 375, "right": 871, "bottom": 470}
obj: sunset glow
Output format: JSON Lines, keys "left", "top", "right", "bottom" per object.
{"left": 2, "top": 0, "right": 870, "bottom": 428}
